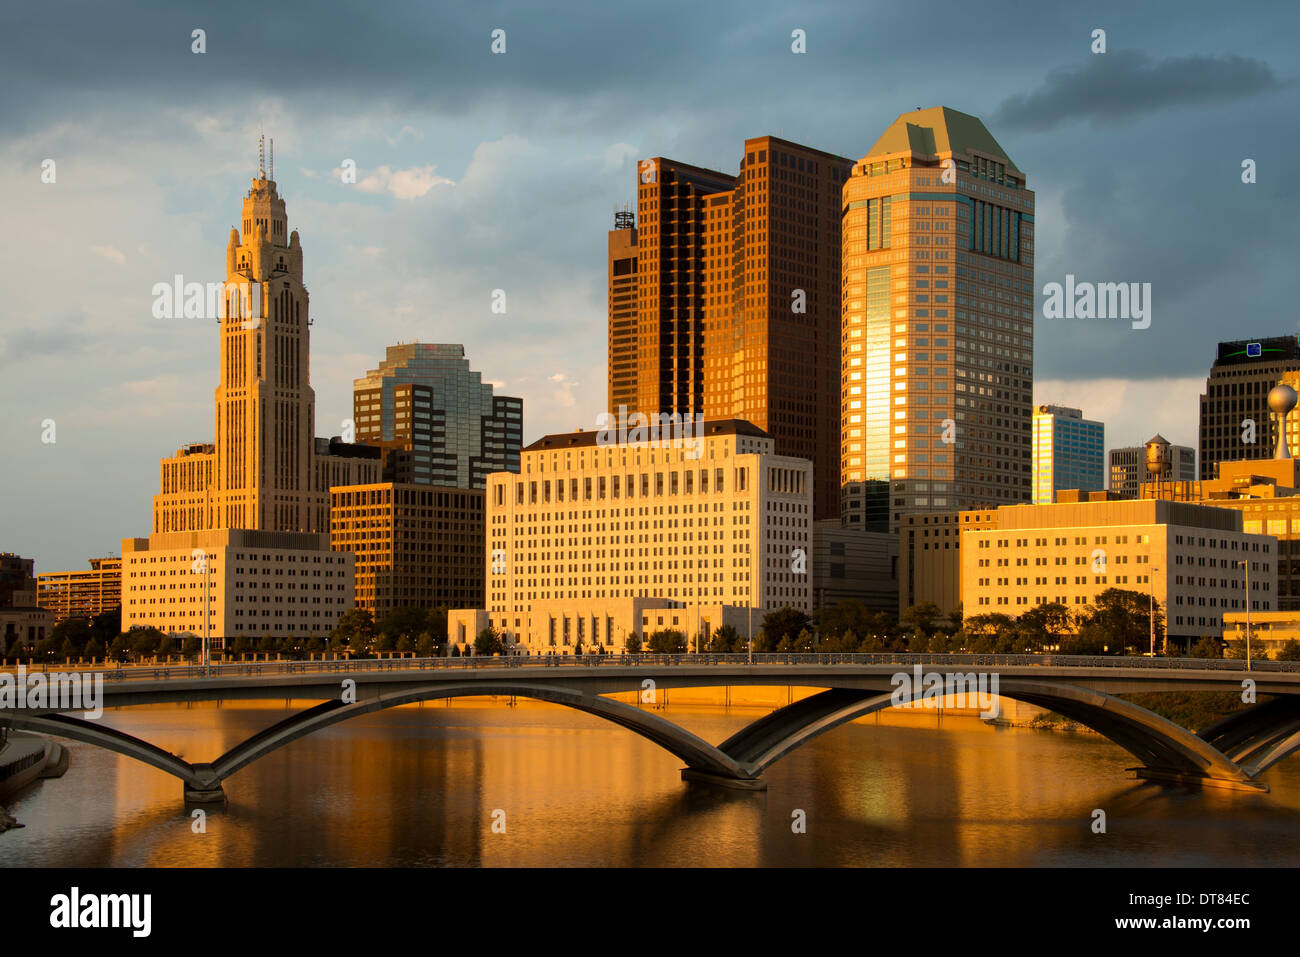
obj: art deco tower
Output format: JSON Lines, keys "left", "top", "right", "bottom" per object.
{"left": 212, "top": 157, "right": 317, "bottom": 531}
{"left": 151, "top": 139, "right": 379, "bottom": 536}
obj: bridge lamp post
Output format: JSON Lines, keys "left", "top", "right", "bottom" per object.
{"left": 1237, "top": 559, "right": 1252, "bottom": 672}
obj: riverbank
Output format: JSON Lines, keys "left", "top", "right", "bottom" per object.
{"left": 0, "top": 732, "right": 70, "bottom": 821}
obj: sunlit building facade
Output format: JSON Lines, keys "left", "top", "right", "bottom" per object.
{"left": 841, "top": 107, "right": 1035, "bottom": 530}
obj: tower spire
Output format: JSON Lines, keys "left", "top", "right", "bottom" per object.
{"left": 258, "top": 127, "right": 265, "bottom": 180}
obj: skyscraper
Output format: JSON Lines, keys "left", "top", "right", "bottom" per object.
{"left": 614, "top": 137, "right": 853, "bottom": 519}
{"left": 151, "top": 157, "right": 379, "bottom": 536}
{"left": 1199, "top": 336, "right": 1300, "bottom": 479}
{"left": 124, "top": 148, "right": 364, "bottom": 645}
{"left": 352, "top": 343, "right": 522, "bottom": 489}
{"left": 840, "top": 107, "right": 1035, "bottom": 530}
{"left": 1032, "top": 405, "right": 1104, "bottom": 504}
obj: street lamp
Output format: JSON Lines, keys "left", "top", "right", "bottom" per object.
{"left": 1237, "top": 559, "right": 1253, "bottom": 671}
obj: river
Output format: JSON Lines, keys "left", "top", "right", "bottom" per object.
{"left": 4, "top": 696, "right": 1300, "bottom": 867}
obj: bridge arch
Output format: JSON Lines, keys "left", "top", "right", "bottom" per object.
{"left": 2, "top": 675, "right": 1278, "bottom": 798}
{"left": 716, "top": 680, "right": 1258, "bottom": 786}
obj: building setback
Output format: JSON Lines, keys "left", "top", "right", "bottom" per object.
{"left": 1199, "top": 336, "right": 1300, "bottom": 480}
{"left": 841, "top": 107, "right": 1035, "bottom": 531}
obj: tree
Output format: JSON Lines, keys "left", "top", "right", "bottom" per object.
{"left": 709, "top": 624, "right": 740, "bottom": 653}
{"left": 624, "top": 632, "right": 642, "bottom": 654}
{"left": 127, "top": 627, "right": 166, "bottom": 658}
{"left": 396, "top": 634, "right": 414, "bottom": 655}
{"left": 376, "top": 606, "right": 427, "bottom": 642}
{"left": 1189, "top": 636, "right": 1224, "bottom": 659}
{"left": 331, "top": 608, "right": 375, "bottom": 657}
{"left": 1078, "top": 588, "right": 1163, "bottom": 655}
{"left": 474, "top": 627, "right": 504, "bottom": 657}
{"left": 415, "top": 632, "right": 436, "bottom": 658}
{"left": 180, "top": 634, "right": 201, "bottom": 659}
{"left": 230, "top": 634, "right": 253, "bottom": 656}
{"left": 762, "top": 607, "right": 811, "bottom": 648}
{"left": 900, "top": 601, "right": 942, "bottom": 637}
{"left": 1275, "top": 639, "right": 1300, "bottom": 661}
{"left": 34, "top": 636, "right": 58, "bottom": 660}
{"left": 108, "top": 635, "right": 131, "bottom": 661}
{"left": 50, "top": 617, "right": 92, "bottom": 656}
{"left": 157, "top": 634, "right": 177, "bottom": 658}
{"left": 647, "top": 629, "right": 687, "bottom": 653}
{"left": 1059, "top": 621, "right": 1108, "bottom": 656}
{"left": 1015, "top": 602, "right": 1073, "bottom": 652}
{"left": 84, "top": 638, "right": 106, "bottom": 661}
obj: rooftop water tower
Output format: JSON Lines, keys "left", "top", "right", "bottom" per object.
{"left": 1269, "top": 382, "right": 1298, "bottom": 459}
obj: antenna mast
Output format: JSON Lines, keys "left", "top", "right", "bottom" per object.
{"left": 258, "top": 127, "right": 265, "bottom": 179}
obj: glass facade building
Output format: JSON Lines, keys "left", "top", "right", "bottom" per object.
{"left": 1032, "top": 405, "right": 1104, "bottom": 504}
{"left": 353, "top": 343, "right": 522, "bottom": 489}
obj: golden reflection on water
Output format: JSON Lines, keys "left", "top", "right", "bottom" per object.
{"left": 5, "top": 694, "right": 1300, "bottom": 867}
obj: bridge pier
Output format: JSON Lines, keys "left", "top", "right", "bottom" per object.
{"left": 184, "top": 763, "right": 227, "bottom": 804}
{"left": 680, "top": 768, "right": 767, "bottom": 791}
{"left": 1131, "top": 768, "right": 1269, "bottom": 793}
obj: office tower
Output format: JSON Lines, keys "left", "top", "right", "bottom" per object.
{"left": 330, "top": 484, "right": 484, "bottom": 617}
{"left": 1199, "top": 336, "right": 1300, "bottom": 479}
{"left": 625, "top": 158, "right": 735, "bottom": 419}
{"left": 37, "top": 557, "right": 122, "bottom": 621}
{"left": 151, "top": 152, "right": 380, "bottom": 537}
{"left": 353, "top": 343, "right": 522, "bottom": 489}
{"left": 616, "top": 138, "right": 853, "bottom": 520}
{"left": 1109, "top": 438, "right": 1195, "bottom": 497}
{"left": 959, "top": 496, "right": 1273, "bottom": 647}
{"left": 607, "top": 208, "right": 638, "bottom": 414}
{"left": 124, "top": 146, "right": 365, "bottom": 645}
{"left": 841, "top": 107, "right": 1035, "bottom": 531}
{"left": 453, "top": 420, "right": 812, "bottom": 653}
{"left": 1032, "top": 405, "right": 1105, "bottom": 504}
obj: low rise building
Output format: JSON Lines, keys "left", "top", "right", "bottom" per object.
{"left": 960, "top": 497, "right": 1275, "bottom": 645}
{"left": 121, "top": 530, "right": 353, "bottom": 647}
{"left": 37, "top": 557, "right": 122, "bottom": 622}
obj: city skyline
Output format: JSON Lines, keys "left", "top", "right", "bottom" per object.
{"left": 3, "top": 1, "right": 1297, "bottom": 575}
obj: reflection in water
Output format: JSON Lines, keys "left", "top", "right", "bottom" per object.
{"left": 5, "top": 698, "right": 1300, "bottom": 867}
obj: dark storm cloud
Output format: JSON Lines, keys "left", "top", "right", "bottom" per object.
{"left": 994, "top": 51, "right": 1282, "bottom": 132}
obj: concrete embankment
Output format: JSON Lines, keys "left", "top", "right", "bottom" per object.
{"left": 0, "top": 732, "right": 70, "bottom": 829}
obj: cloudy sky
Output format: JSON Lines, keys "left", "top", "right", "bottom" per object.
{"left": 1, "top": 0, "right": 1296, "bottom": 571}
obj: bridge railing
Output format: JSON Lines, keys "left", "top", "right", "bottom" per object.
{"left": 2, "top": 651, "right": 1297, "bottom": 683}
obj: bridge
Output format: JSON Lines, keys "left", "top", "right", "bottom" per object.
{"left": 4, "top": 653, "right": 1300, "bottom": 802}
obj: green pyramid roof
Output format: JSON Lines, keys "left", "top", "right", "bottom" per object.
{"left": 865, "top": 106, "right": 1021, "bottom": 175}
